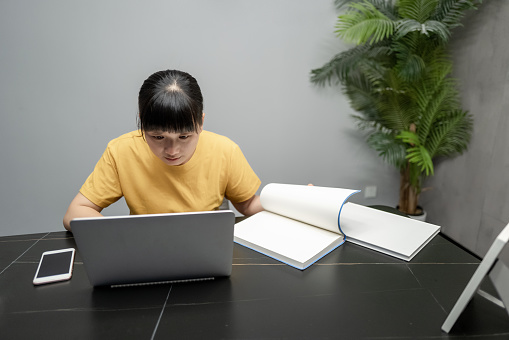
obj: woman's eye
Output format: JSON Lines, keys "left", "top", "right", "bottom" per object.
{"left": 152, "top": 136, "right": 164, "bottom": 140}
{"left": 179, "top": 135, "right": 190, "bottom": 140}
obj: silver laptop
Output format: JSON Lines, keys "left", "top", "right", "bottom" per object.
{"left": 71, "top": 210, "right": 235, "bottom": 287}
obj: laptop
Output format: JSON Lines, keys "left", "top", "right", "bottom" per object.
{"left": 71, "top": 210, "right": 235, "bottom": 287}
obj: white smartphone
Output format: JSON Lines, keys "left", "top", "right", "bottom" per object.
{"left": 33, "top": 248, "right": 75, "bottom": 285}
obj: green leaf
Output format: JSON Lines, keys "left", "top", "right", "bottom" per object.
{"left": 399, "top": 0, "right": 438, "bottom": 22}
{"left": 367, "top": 131, "right": 407, "bottom": 168}
{"left": 309, "top": 43, "right": 392, "bottom": 86}
{"left": 428, "top": 110, "right": 473, "bottom": 157}
{"left": 421, "top": 20, "right": 450, "bottom": 42}
{"left": 406, "top": 145, "right": 434, "bottom": 176}
{"left": 335, "top": 1, "right": 396, "bottom": 45}
{"left": 397, "top": 130, "right": 420, "bottom": 145}
{"left": 431, "top": 0, "right": 481, "bottom": 29}
{"left": 395, "top": 19, "right": 450, "bottom": 43}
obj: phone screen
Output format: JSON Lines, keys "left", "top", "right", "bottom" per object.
{"left": 36, "top": 251, "right": 74, "bottom": 278}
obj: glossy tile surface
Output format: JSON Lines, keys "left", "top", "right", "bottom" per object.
{"left": 1, "top": 231, "right": 509, "bottom": 339}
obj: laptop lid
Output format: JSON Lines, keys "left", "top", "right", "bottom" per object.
{"left": 71, "top": 210, "right": 235, "bottom": 287}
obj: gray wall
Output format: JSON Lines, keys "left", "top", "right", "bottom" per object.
{"left": 4, "top": 0, "right": 504, "bottom": 257}
{"left": 423, "top": 0, "right": 509, "bottom": 257}
{"left": 0, "top": 0, "right": 400, "bottom": 237}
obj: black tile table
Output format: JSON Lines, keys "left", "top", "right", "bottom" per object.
{"left": 1, "top": 223, "right": 509, "bottom": 339}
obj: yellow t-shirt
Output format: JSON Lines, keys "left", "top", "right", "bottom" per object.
{"left": 80, "top": 130, "right": 261, "bottom": 214}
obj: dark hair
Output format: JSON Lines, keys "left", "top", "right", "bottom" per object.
{"left": 138, "top": 70, "right": 203, "bottom": 133}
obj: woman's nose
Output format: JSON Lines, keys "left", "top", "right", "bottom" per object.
{"left": 164, "top": 141, "right": 179, "bottom": 155}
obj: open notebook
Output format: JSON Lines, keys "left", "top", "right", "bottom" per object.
{"left": 234, "top": 183, "right": 440, "bottom": 269}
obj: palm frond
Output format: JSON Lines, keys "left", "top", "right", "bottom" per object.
{"left": 310, "top": 54, "right": 344, "bottom": 87}
{"left": 310, "top": 43, "right": 392, "bottom": 86}
{"left": 375, "top": 70, "right": 419, "bottom": 131}
{"left": 395, "top": 19, "right": 450, "bottom": 43}
{"left": 335, "top": 1, "right": 396, "bottom": 45}
{"left": 310, "top": 44, "right": 391, "bottom": 86}
{"left": 431, "top": 0, "right": 480, "bottom": 29}
{"left": 392, "top": 33, "right": 439, "bottom": 81}
{"left": 397, "top": 130, "right": 420, "bottom": 145}
{"left": 416, "top": 80, "right": 456, "bottom": 143}
{"left": 344, "top": 76, "right": 380, "bottom": 114}
{"left": 411, "top": 57, "right": 459, "bottom": 144}
{"left": 398, "top": 0, "right": 439, "bottom": 22}
{"left": 355, "top": 58, "right": 391, "bottom": 87}
{"left": 393, "top": 40, "right": 426, "bottom": 81}
{"left": 366, "top": 130, "right": 408, "bottom": 168}
{"left": 367, "top": 0, "right": 399, "bottom": 20}
{"left": 398, "top": 55, "right": 427, "bottom": 81}
{"left": 352, "top": 114, "right": 385, "bottom": 131}
{"left": 393, "top": 30, "right": 441, "bottom": 58}
{"left": 412, "top": 61, "right": 453, "bottom": 108}
{"left": 335, "top": 0, "right": 360, "bottom": 10}
{"left": 334, "top": 0, "right": 398, "bottom": 16}
{"left": 394, "top": 19, "right": 422, "bottom": 39}
{"left": 406, "top": 145, "right": 434, "bottom": 175}
{"left": 376, "top": 89, "right": 415, "bottom": 131}
{"left": 397, "top": 131, "right": 434, "bottom": 175}
{"left": 421, "top": 20, "right": 451, "bottom": 42}
{"left": 427, "top": 109, "right": 473, "bottom": 157}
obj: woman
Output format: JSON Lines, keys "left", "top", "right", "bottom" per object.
{"left": 63, "top": 70, "right": 263, "bottom": 231}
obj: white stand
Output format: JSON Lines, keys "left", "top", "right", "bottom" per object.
{"left": 442, "top": 223, "right": 509, "bottom": 333}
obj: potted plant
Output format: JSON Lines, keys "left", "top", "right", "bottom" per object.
{"left": 311, "top": 0, "right": 481, "bottom": 217}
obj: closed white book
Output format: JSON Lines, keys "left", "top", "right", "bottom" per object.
{"left": 340, "top": 202, "right": 441, "bottom": 261}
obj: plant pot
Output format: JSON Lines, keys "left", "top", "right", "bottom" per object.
{"left": 397, "top": 206, "right": 427, "bottom": 222}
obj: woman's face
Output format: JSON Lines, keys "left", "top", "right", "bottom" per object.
{"left": 144, "top": 127, "right": 202, "bottom": 166}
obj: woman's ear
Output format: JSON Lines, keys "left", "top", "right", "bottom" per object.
{"left": 196, "top": 112, "right": 205, "bottom": 133}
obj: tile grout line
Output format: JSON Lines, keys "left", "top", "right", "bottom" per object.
{"left": 406, "top": 263, "right": 449, "bottom": 315}
{"left": 150, "top": 285, "right": 173, "bottom": 340}
{"left": 0, "top": 232, "right": 51, "bottom": 276}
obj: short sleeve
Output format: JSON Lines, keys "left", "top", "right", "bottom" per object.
{"left": 225, "top": 145, "right": 261, "bottom": 203}
{"left": 79, "top": 143, "right": 123, "bottom": 208}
